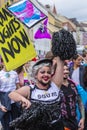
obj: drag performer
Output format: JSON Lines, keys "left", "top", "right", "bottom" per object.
{"left": 9, "top": 58, "right": 64, "bottom": 130}
{"left": 9, "top": 29, "right": 77, "bottom": 130}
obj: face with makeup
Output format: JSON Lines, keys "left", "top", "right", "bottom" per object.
{"left": 35, "top": 65, "right": 52, "bottom": 88}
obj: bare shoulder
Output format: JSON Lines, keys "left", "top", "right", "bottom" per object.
{"left": 16, "top": 86, "right": 30, "bottom": 97}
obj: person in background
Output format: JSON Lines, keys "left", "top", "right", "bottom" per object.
{"left": 69, "top": 53, "right": 87, "bottom": 130}
{"left": 0, "top": 58, "right": 21, "bottom": 130}
{"left": 61, "top": 62, "right": 85, "bottom": 130}
{"left": 69, "top": 54, "right": 85, "bottom": 89}
{"left": 64, "top": 55, "right": 87, "bottom": 130}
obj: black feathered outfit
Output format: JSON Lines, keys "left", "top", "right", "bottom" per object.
{"left": 9, "top": 84, "right": 64, "bottom": 130}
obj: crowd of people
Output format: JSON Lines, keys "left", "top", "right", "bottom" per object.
{"left": 0, "top": 29, "right": 87, "bottom": 130}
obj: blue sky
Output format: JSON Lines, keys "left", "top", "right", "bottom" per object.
{"left": 38, "top": 0, "right": 87, "bottom": 22}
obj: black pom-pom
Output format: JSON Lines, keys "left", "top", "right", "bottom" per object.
{"left": 51, "top": 29, "right": 77, "bottom": 60}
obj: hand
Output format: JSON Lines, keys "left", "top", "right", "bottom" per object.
{"left": 78, "top": 118, "right": 84, "bottom": 130}
{"left": 21, "top": 97, "right": 31, "bottom": 109}
{"left": 0, "top": 105, "right": 7, "bottom": 112}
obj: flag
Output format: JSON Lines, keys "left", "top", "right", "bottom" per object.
{"left": 7, "top": 0, "right": 47, "bottom": 28}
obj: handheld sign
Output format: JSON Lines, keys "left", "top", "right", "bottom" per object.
{"left": 7, "top": 0, "right": 47, "bottom": 29}
{"left": 0, "top": 7, "right": 36, "bottom": 71}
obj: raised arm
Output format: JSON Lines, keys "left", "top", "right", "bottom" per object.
{"left": 52, "top": 56, "right": 64, "bottom": 88}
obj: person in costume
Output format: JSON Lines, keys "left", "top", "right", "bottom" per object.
{"left": 9, "top": 58, "right": 64, "bottom": 130}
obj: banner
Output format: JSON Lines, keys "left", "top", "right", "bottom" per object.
{"left": 7, "top": 0, "right": 47, "bottom": 28}
{"left": 0, "top": 7, "right": 36, "bottom": 71}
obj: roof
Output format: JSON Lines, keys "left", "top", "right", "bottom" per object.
{"left": 48, "top": 23, "right": 60, "bottom": 33}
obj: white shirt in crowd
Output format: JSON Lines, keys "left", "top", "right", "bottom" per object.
{"left": 0, "top": 70, "right": 19, "bottom": 92}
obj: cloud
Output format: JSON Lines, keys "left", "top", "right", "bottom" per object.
{"left": 37, "top": 0, "right": 87, "bottom": 21}
{"left": 55, "top": 0, "right": 87, "bottom": 21}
